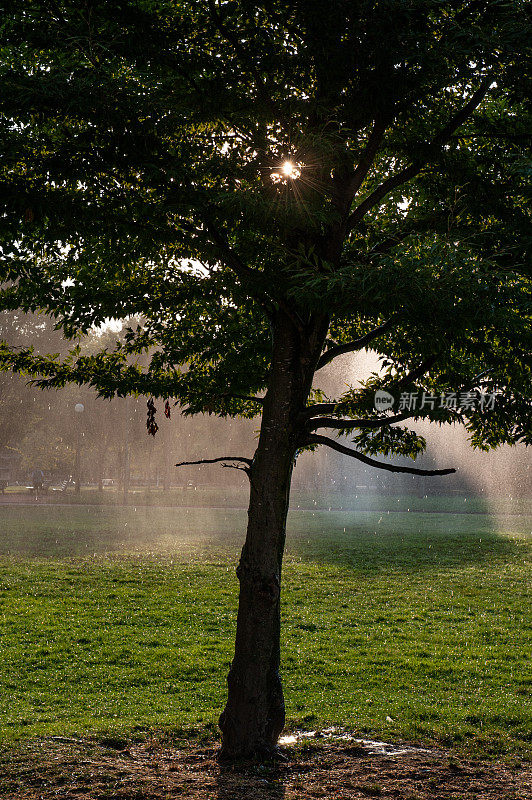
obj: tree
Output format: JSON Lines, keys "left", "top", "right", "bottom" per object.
{"left": 0, "top": 311, "right": 68, "bottom": 460}
{"left": 0, "top": 0, "right": 530, "bottom": 759}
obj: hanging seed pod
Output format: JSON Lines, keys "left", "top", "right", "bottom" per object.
{"left": 146, "top": 397, "right": 158, "bottom": 436}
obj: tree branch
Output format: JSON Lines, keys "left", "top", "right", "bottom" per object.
{"left": 316, "top": 318, "right": 395, "bottom": 370}
{"left": 234, "top": 395, "right": 264, "bottom": 405}
{"left": 203, "top": 216, "right": 262, "bottom": 287}
{"left": 394, "top": 353, "right": 439, "bottom": 388}
{"left": 175, "top": 456, "right": 253, "bottom": 469}
{"left": 203, "top": 217, "right": 305, "bottom": 334}
{"left": 307, "top": 434, "right": 455, "bottom": 476}
{"left": 301, "top": 402, "right": 339, "bottom": 419}
{"left": 347, "top": 77, "right": 492, "bottom": 230}
{"left": 346, "top": 117, "right": 388, "bottom": 199}
{"left": 368, "top": 228, "right": 416, "bottom": 256}
{"left": 221, "top": 463, "right": 251, "bottom": 475}
{"left": 224, "top": 393, "right": 264, "bottom": 405}
{"left": 308, "top": 412, "right": 413, "bottom": 432}
{"left": 307, "top": 352, "right": 439, "bottom": 420}
{"left": 348, "top": 164, "right": 417, "bottom": 230}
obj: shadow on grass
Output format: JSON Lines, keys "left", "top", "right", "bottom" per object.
{"left": 285, "top": 510, "right": 525, "bottom": 575}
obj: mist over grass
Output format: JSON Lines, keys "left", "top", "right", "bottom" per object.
{"left": 0, "top": 497, "right": 530, "bottom": 560}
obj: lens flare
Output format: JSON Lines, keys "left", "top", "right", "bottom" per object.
{"left": 271, "top": 160, "right": 302, "bottom": 183}
{"left": 281, "top": 160, "right": 300, "bottom": 179}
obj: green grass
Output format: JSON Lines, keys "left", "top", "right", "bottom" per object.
{"left": 0, "top": 502, "right": 530, "bottom": 758}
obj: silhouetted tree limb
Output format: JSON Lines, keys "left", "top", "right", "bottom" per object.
{"left": 317, "top": 318, "right": 395, "bottom": 369}
{"left": 307, "top": 412, "right": 413, "bottom": 431}
{"left": 175, "top": 456, "right": 253, "bottom": 468}
{"left": 347, "top": 78, "right": 492, "bottom": 230}
{"left": 307, "top": 434, "right": 455, "bottom": 475}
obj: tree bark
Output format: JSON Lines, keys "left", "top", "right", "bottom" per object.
{"left": 219, "top": 311, "right": 327, "bottom": 759}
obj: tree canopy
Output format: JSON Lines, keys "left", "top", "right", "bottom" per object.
{"left": 0, "top": 1, "right": 531, "bottom": 465}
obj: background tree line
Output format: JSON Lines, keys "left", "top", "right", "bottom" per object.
{"left": 1, "top": 310, "right": 528, "bottom": 498}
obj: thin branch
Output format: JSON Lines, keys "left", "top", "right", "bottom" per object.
{"left": 347, "top": 78, "right": 492, "bottom": 230}
{"left": 221, "top": 463, "right": 250, "bottom": 475}
{"left": 226, "top": 393, "right": 264, "bottom": 405}
{"left": 203, "top": 217, "right": 261, "bottom": 286}
{"left": 308, "top": 412, "right": 413, "bottom": 432}
{"left": 346, "top": 117, "right": 388, "bottom": 199}
{"left": 368, "top": 228, "right": 416, "bottom": 256}
{"left": 301, "top": 402, "right": 339, "bottom": 419}
{"left": 307, "top": 434, "right": 456, "bottom": 476}
{"left": 203, "top": 216, "right": 306, "bottom": 335}
{"left": 431, "top": 79, "right": 493, "bottom": 147}
{"left": 366, "top": 206, "right": 463, "bottom": 256}
{"left": 316, "top": 318, "right": 395, "bottom": 370}
{"left": 394, "top": 354, "right": 439, "bottom": 388}
{"left": 175, "top": 456, "right": 253, "bottom": 468}
{"left": 348, "top": 163, "right": 418, "bottom": 230}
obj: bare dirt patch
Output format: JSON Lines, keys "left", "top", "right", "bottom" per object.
{"left": 1, "top": 735, "right": 530, "bottom": 800}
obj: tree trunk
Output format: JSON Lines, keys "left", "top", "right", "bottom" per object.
{"left": 219, "top": 311, "right": 327, "bottom": 759}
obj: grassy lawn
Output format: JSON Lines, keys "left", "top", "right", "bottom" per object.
{"left": 0, "top": 502, "right": 530, "bottom": 758}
